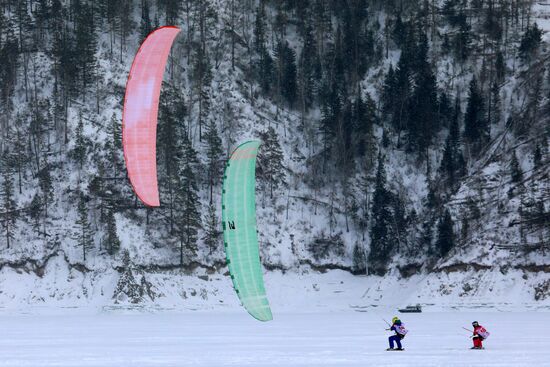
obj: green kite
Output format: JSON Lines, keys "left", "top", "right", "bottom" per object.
{"left": 221, "top": 141, "right": 273, "bottom": 322}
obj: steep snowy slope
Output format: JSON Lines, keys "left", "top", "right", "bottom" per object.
{"left": 0, "top": 0, "right": 548, "bottom": 313}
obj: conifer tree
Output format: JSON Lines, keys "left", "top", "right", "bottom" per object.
{"left": 0, "top": 3, "right": 5, "bottom": 40}
{"left": 38, "top": 158, "right": 53, "bottom": 220}
{"left": 192, "top": 45, "right": 213, "bottom": 141}
{"left": 420, "top": 167, "right": 438, "bottom": 256}
{"left": 257, "top": 127, "right": 286, "bottom": 199}
{"left": 352, "top": 243, "right": 366, "bottom": 274}
{"left": 440, "top": 138, "right": 455, "bottom": 187}
{"left": 16, "top": 0, "right": 33, "bottom": 101}
{"left": 435, "top": 209, "right": 455, "bottom": 257}
{"left": 50, "top": 0, "right": 63, "bottom": 33}
{"left": 357, "top": 168, "right": 371, "bottom": 239}
{"left": 252, "top": 3, "right": 274, "bottom": 94}
{"left": 157, "top": 86, "right": 187, "bottom": 232}
{"left": 0, "top": 18, "right": 19, "bottom": 111}
{"left": 466, "top": 197, "right": 481, "bottom": 222}
{"left": 319, "top": 78, "right": 341, "bottom": 168}
{"left": 76, "top": 193, "right": 94, "bottom": 262}
{"left": 274, "top": 40, "right": 297, "bottom": 108}
{"left": 105, "top": 113, "right": 122, "bottom": 178}
{"left": 354, "top": 93, "right": 377, "bottom": 167}
{"left": 174, "top": 136, "right": 201, "bottom": 267}
{"left": 382, "top": 64, "right": 396, "bottom": 117}
{"left": 420, "top": 217, "right": 434, "bottom": 255}
{"left": 313, "top": 0, "right": 331, "bottom": 55}
{"left": 391, "top": 52, "right": 413, "bottom": 137}
{"left": 392, "top": 193, "right": 408, "bottom": 253}
{"left": 72, "top": 114, "right": 87, "bottom": 171}
{"left": 495, "top": 50, "right": 505, "bottom": 83}
{"left": 453, "top": 11, "right": 471, "bottom": 62}
{"left": 104, "top": 206, "right": 120, "bottom": 255}
{"left": 488, "top": 82, "right": 501, "bottom": 126}
{"left": 203, "top": 119, "right": 223, "bottom": 203}
{"left": 519, "top": 23, "right": 542, "bottom": 64}
{"left": 439, "top": 110, "right": 464, "bottom": 188}
{"left": 408, "top": 33, "right": 438, "bottom": 155}
{"left": 10, "top": 119, "right": 27, "bottom": 194}
{"left": 483, "top": 1, "right": 502, "bottom": 41}
{"left": 35, "top": 0, "right": 50, "bottom": 41}
{"left": 334, "top": 103, "right": 354, "bottom": 175}
{"left": 256, "top": 47, "right": 274, "bottom": 95}
{"left": 253, "top": 2, "right": 267, "bottom": 53}
{"left": 425, "top": 176, "right": 440, "bottom": 211}
{"left": 392, "top": 13, "right": 407, "bottom": 49}
{"left": 510, "top": 150, "right": 523, "bottom": 184}
{"left": 140, "top": 0, "right": 153, "bottom": 39}
{"left": 331, "top": 26, "right": 346, "bottom": 96}
{"left": 28, "top": 195, "right": 42, "bottom": 234}
{"left": 368, "top": 152, "right": 396, "bottom": 275}
{"left": 75, "top": 2, "right": 98, "bottom": 98}
{"left": 522, "top": 73, "right": 543, "bottom": 135}
{"left": 464, "top": 77, "right": 489, "bottom": 150}
{"left": 298, "top": 22, "right": 317, "bottom": 112}
{"left": 273, "top": 2, "right": 288, "bottom": 39}
{"left": 438, "top": 92, "right": 454, "bottom": 127}
{"left": 51, "top": 25, "right": 78, "bottom": 100}
{"left": 117, "top": 0, "right": 134, "bottom": 62}
{"left": 113, "top": 250, "right": 143, "bottom": 303}
{"left": 161, "top": 0, "right": 181, "bottom": 25}
{"left": 202, "top": 203, "right": 221, "bottom": 256}
{"left": 1, "top": 154, "right": 17, "bottom": 248}
{"left": 461, "top": 216, "right": 469, "bottom": 242}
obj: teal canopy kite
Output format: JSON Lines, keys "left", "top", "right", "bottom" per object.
{"left": 221, "top": 141, "right": 273, "bottom": 322}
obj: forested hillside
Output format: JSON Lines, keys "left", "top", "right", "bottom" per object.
{"left": 0, "top": 0, "right": 548, "bottom": 309}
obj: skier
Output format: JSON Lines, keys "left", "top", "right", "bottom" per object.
{"left": 471, "top": 321, "right": 490, "bottom": 349}
{"left": 386, "top": 317, "right": 408, "bottom": 351}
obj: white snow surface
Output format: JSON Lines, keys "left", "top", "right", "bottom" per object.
{"left": 1, "top": 0, "right": 549, "bottom": 330}
{"left": 0, "top": 311, "right": 547, "bottom": 367}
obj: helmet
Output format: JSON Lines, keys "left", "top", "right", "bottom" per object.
{"left": 472, "top": 321, "right": 479, "bottom": 326}
{"left": 392, "top": 317, "right": 399, "bottom": 323}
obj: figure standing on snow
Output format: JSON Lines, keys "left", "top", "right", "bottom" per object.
{"left": 387, "top": 317, "right": 408, "bottom": 351}
{"left": 471, "top": 321, "right": 490, "bottom": 349}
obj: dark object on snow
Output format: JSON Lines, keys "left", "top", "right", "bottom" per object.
{"left": 398, "top": 304, "right": 422, "bottom": 313}
{"left": 386, "top": 348, "right": 405, "bottom": 351}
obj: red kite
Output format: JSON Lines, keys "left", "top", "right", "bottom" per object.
{"left": 122, "top": 26, "right": 181, "bottom": 207}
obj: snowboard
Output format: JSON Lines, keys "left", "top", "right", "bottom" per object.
{"left": 386, "top": 348, "right": 405, "bottom": 351}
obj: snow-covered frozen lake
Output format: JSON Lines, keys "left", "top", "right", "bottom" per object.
{"left": 0, "top": 311, "right": 548, "bottom": 366}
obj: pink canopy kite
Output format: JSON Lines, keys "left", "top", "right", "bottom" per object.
{"left": 122, "top": 26, "right": 181, "bottom": 207}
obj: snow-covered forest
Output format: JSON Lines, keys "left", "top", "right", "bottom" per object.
{"left": 0, "top": 0, "right": 548, "bottom": 310}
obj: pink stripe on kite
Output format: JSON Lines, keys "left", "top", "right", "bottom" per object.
{"left": 122, "top": 26, "right": 181, "bottom": 207}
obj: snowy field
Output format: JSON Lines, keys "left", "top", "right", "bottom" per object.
{"left": 0, "top": 311, "right": 548, "bottom": 367}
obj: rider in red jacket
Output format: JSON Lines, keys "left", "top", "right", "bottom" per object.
{"left": 471, "top": 321, "right": 488, "bottom": 349}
